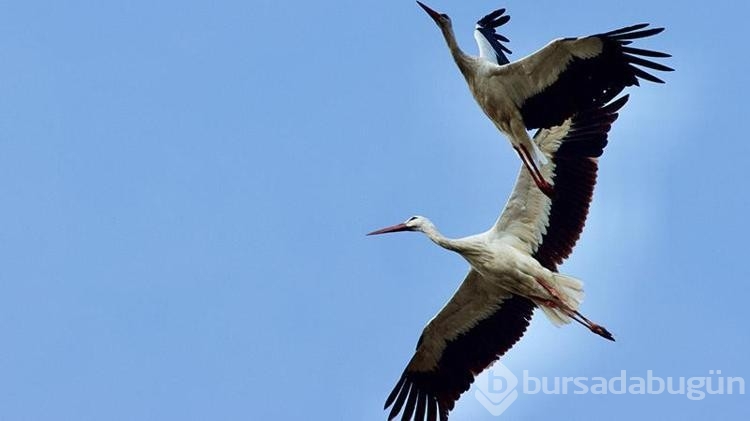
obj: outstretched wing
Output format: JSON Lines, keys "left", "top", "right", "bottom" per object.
{"left": 474, "top": 8, "right": 512, "bottom": 65}
{"left": 492, "top": 95, "right": 629, "bottom": 271}
{"left": 384, "top": 270, "right": 534, "bottom": 421}
{"left": 494, "top": 24, "right": 671, "bottom": 130}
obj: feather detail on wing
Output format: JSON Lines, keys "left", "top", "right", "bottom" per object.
{"left": 493, "top": 24, "right": 671, "bottom": 130}
{"left": 474, "top": 8, "right": 512, "bottom": 65}
{"left": 384, "top": 270, "right": 534, "bottom": 421}
{"left": 492, "top": 95, "right": 629, "bottom": 270}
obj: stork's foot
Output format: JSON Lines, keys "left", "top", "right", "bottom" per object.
{"left": 533, "top": 297, "right": 615, "bottom": 341}
{"left": 588, "top": 323, "right": 615, "bottom": 342}
{"left": 535, "top": 178, "right": 555, "bottom": 198}
{"left": 572, "top": 310, "right": 615, "bottom": 342}
{"left": 515, "top": 145, "right": 555, "bottom": 198}
{"left": 533, "top": 277, "right": 616, "bottom": 342}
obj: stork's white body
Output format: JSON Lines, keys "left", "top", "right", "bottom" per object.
{"left": 372, "top": 5, "right": 672, "bottom": 419}
{"left": 418, "top": 1, "right": 671, "bottom": 196}
{"left": 438, "top": 30, "right": 550, "bottom": 172}
{"left": 400, "top": 175, "right": 584, "bottom": 330}
{"left": 433, "top": 228, "right": 570, "bottom": 302}
{"left": 456, "top": 58, "right": 550, "bottom": 167}
{"left": 373, "top": 94, "right": 633, "bottom": 421}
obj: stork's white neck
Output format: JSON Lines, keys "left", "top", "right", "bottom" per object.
{"left": 439, "top": 25, "right": 472, "bottom": 73}
{"left": 416, "top": 220, "right": 492, "bottom": 278}
{"left": 419, "top": 222, "right": 479, "bottom": 256}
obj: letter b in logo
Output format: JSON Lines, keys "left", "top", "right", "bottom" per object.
{"left": 475, "top": 363, "right": 519, "bottom": 416}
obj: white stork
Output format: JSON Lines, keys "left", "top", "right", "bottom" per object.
{"left": 416, "top": 1, "right": 672, "bottom": 197}
{"left": 369, "top": 95, "right": 630, "bottom": 421}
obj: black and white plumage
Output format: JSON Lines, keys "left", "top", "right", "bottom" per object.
{"left": 416, "top": 1, "right": 672, "bottom": 197}
{"left": 474, "top": 8, "right": 512, "bottom": 65}
{"left": 369, "top": 95, "right": 629, "bottom": 421}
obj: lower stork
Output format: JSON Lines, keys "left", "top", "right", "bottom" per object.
{"left": 416, "top": 2, "right": 672, "bottom": 196}
{"left": 369, "top": 95, "right": 629, "bottom": 421}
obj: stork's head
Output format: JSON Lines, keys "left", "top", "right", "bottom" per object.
{"left": 417, "top": 2, "right": 452, "bottom": 30}
{"left": 367, "top": 215, "right": 432, "bottom": 236}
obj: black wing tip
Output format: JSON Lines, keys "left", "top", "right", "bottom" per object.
{"left": 475, "top": 6, "right": 513, "bottom": 62}
{"left": 578, "top": 94, "right": 629, "bottom": 123}
{"left": 477, "top": 8, "right": 510, "bottom": 28}
{"left": 384, "top": 374, "right": 438, "bottom": 421}
{"left": 603, "top": 22, "right": 651, "bottom": 36}
{"left": 476, "top": 26, "right": 513, "bottom": 53}
{"left": 384, "top": 296, "right": 535, "bottom": 420}
{"left": 385, "top": 372, "right": 407, "bottom": 409}
{"left": 386, "top": 380, "right": 411, "bottom": 420}
{"left": 402, "top": 384, "right": 420, "bottom": 420}
{"left": 606, "top": 24, "right": 673, "bottom": 84}
{"left": 622, "top": 46, "right": 672, "bottom": 58}
{"left": 555, "top": 95, "right": 629, "bottom": 159}
{"left": 475, "top": 27, "right": 513, "bottom": 62}
{"left": 606, "top": 94, "right": 630, "bottom": 111}
{"left": 649, "top": 26, "right": 666, "bottom": 34}
{"left": 603, "top": 23, "right": 667, "bottom": 43}
{"left": 414, "top": 390, "right": 427, "bottom": 421}
{"left": 612, "top": 27, "right": 666, "bottom": 41}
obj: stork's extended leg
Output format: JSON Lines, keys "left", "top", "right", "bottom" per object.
{"left": 534, "top": 277, "right": 615, "bottom": 341}
{"left": 514, "top": 146, "right": 554, "bottom": 198}
{"left": 571, "top": 309, "right": 615, "bottom": 341}
{"left": 520, "top": 144, "right": 554, "bottom": 197}
{"left": 509, "top": 119, "right": 554, "bottom": 198}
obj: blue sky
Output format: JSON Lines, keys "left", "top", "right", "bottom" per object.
{"left": 0, "top": 1, "right": 748, "bottom": 420}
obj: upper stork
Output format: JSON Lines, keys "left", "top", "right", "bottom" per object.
{"left": 369, "top": 95, "right": 629, "bottom": 421}
{"left": 416, "top": 1, "right": 672, "bottom": 196}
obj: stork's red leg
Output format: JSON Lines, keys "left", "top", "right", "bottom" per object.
{"left": 530, "top": 294, "right": 596, "bottom": 331}
{"left": 533, "top": 277, "right": 615, "bottom": 341}
{"left": 518, "top": 145, "right": 554, "bottom": 198}
{"left": 534, "top": 276, "right": 562, "bottom": 300}
{"left": 571, "top": 310, "right": 615, "bottom": 341}
{"left": 513, "top": 147, "right": 549, "bottom": 196}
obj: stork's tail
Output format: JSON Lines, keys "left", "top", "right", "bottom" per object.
{"left": 538, "top": 273, "right": 584, "bottom": 326}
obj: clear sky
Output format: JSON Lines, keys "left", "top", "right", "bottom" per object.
{"left": 0, "top": 1, "right": 748, "bottom": 420}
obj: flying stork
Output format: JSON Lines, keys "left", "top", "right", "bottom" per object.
{"left": 416, "top": 1, "right": 672, "bottom": 197}
{"left": 369, "top": 95, "right": 630, "bottom": 421}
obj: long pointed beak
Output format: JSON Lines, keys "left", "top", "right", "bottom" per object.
{"left": 416, "top": 1, "right": 442, "bottom": 22}
{"left": 367, "top": 223, "right": 411, "bottom": 236}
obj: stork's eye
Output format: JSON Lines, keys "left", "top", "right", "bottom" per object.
{"left": 407, "top": 216, "right": 418, "bottom": 222}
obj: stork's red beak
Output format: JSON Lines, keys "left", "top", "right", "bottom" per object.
{"left": 367, "top": 223, "right": 411, "bottom": 236}
{"left": 416, "top": 1, "right": 442, "bottom": 22}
